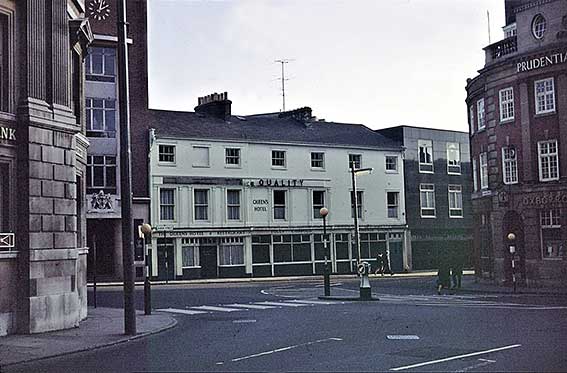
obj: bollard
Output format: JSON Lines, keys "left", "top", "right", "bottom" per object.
{"left": 358, "top": 261, "right": 372, "bottom": 300}
{"left": 324, "top": 258, "right": 330, "bottom": 296}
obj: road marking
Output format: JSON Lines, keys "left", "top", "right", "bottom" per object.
{"left": 230, "top": 337, "right": 343, "bottom": 362}
{"left": 288, "top": 299, "right": 338, "bottom": 305}
{"left": 254, "top": 301, "right": 309, "bottom": 307}
{"left": 386, "top": 335, "right": 420, "bottom": 340}
{"left": 227, "top": 303, "right": 278, "bottom": 310}
{"left": 456, "top": 358, "right": 496, "bottom": 372}
{"left": 192, "top": 305, "right": 243, "bottom": 312}
{"left": 389, "top": 344, "right": 521, "bottom": 371}
{"left": 157, "top": 308, "right": 208, "bottom": 315}
{"left": 233, "top": 319, "right": 257, "bottom": 324}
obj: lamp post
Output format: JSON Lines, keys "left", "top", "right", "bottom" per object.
{"left": 141, "top": 223, "right": 152, "bottom": 315}
{"left": 320, "top": 207, "right": 330, "bottom": 296}
{"left": 507, "top": 232, "right": 517, "bottom": 293}
{"left": 350, "top": 161, "right": 373, "bottom": 300}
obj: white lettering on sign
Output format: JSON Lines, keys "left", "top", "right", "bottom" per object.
{"left": 0, "top": 127, "right": 16, "bottom": 141}
{"left": 517, "top": 51, "right": 567, "bottom": 73}
{"left": 249, "top": 179, "right": 304, "bottom": 187}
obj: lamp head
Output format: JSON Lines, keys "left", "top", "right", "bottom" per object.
{"left": 507, "top": 232, "right": 516, "bottom": 241}
{"left": 140, "top": 223, "right": 152, "bottom": 235}
{"left": 319, "top": 207, "right": 329, "bottom": 217}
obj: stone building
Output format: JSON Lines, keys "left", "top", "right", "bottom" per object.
{"left": 466, "top": 0, "right": 567, "bottom": 286}
{"left": 0, "top": 0, "right": 92, "bottom": 335}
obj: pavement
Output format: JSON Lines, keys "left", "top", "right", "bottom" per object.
{"left": 1, "top": 270, "right": 565, "bottom": 369}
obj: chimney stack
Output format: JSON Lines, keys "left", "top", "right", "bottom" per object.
{"left": 195, "top": 92, "right": 232, "bottom": 120}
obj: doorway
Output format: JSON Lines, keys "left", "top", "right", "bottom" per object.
{"left": 157, "top": 238, "right": 175, "bottom": 281}
{"left": 200, "top": 238, "right": 218, "bottom": 278}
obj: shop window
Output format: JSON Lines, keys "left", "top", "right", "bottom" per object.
{"left": 194, "top": 189, "right": 209, "bottom": 220}
{"left": 357, "top": 232, "right": 385, "bottom": 260}
{"left": 227, "top": 189, "right": 241, "bottom": 220}
{"left": 272, "top": 150, "right": 286, "bottom": 168}
{"left": 181, "top": 238, "right": 199, "bottom": 267}
{"left": 418, "top": 140, "right": 433, "bottom": 173}
{"left": 252, "top": 235, "right": 271, "bottom": 264}
{"left": 502, "top": 147, "right": 518, "bottom": 184}
{"left": 311, "top": 152, "right": 324, "bottom": 169}
{"left": 335, "top": 233, "right": 350, "bottom": 260}
{"left": 499, "top": 87, "right": 514, "bottom": 122}
{"left": 477, "top": 98, "right": 485, "bottom": 130}
{"left": 225, "top": 148, "right": 240, "bottom": 167}
{"left": 387, "top": 192, "right": 399, "bottom": 218}
{"left": 314, "top": 233, "right": 331, "bottom": 261}
{"left": 385, "top": 155, "right": 398, "bottom": 173}
{"left": 420, "top": 184, "right": 435, "bottom": 218}
{"left": 219, "top": 237, "right": 244, "bottom": 266}
{"left": 350, "top": 191, "right": 363, "bottom": 219}
{"left": 86, "top": 155, "right": 116, "bottom": 194}
{"left": 159, "top": 188, "right": 175, "bottom": 221}
{"left": 540, "top": 209, "right": 563, "bottom": 258}
{"left": 349, "top": 154, "right": 361, "bottom": 170}
{"left": 535, "top": 78, "right": 555, "bottom": 114}
{"left": 448, "top": 185, "right": 463, "bottom": 218}
{"left": 86, "top": 47, "right": 115, "bottom": 81}
{"left": 273, "top": 190, "right": 286, "bottom": 220}
{"left": 447, "top": 142, "right": 461, "bottom": 174}
{"left": 86, "top": 98, "right": 116, "bottom": 138}
{"left": 538, "top": 140, "right": 559, "bottom": 182}
{"left": 312, "top": 190, "right": 325, "bottom": 219}
{"left": 158, "top": 145, "right": 175, "bottom": 163}
{"left": 273, "top": 234, "right": 310, "bottom": 263}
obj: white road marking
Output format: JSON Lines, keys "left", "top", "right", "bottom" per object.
{"left": 254, "top": 301, "right": 309, "bottom": 307}
{"left": 227, "top": 303, "right": 278, "bottom": 310}
{"left": 233, "top": 319, "right": 257, "bottom": 324}
{"left": 230, "top": 337, "right": 343, "bottom": 362}
{"left": 288, "top": 299, "right": 339, "bottom": 305}
{"left": 157, "top": 308, "right": 208, "bottom": 315}
{"left": 386, "top": 335, "right": 420, "bottom": 340}
{"left": 389, "top": 344, "right": 521, "bottom": 371}
{"left": 191, "top": 305, "right": 243, "bottom": 312}
{"left": 456, "top": 358, "right": 497, "bottom": 372}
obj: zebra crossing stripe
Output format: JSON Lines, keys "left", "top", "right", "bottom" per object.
{"left": 288, "top": 299, "right": 338, "bottom": 305}
{"left": 227, "top": 304, "right": 278, "bottom": 310}
{"left": 157, "top": 308, "right": 208, "bottom": 315}
{"left": 192, "top": 305, "right": 243, "bottom": 312}
{"left": 254, "top": 301, "right": 309, "bottom": 307}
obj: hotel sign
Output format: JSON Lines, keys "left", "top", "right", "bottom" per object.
{"left": 248, "top": 179, "right": 304, "bottom": 187}
{"left": 0, "top": 126, "right": 16, "bottom": 141}
{"left": 517, "top": 51, "right": 567, "bottom": 73}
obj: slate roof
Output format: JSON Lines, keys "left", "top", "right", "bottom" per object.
{"left": 149, "top": 109, "right": 402, "bottom": 150}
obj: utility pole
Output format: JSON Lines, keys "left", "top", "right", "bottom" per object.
{"left": 275, "top": 59, "right": 293, "bottom": 112}
{"left": 117, "top": 0, "right": 136, "bottom": 336}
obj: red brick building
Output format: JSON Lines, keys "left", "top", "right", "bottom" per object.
{"left": 466, "top": 0, "right": 567, "bottom": 286}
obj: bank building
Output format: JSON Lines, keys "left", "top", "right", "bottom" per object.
{"left": 466, "top": 0, "right": 567, "bottom": 286}
{"left": 148, "top": 95, "right": 408, "bottom": 280}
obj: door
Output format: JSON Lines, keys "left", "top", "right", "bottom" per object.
{"left": 200, "top": 244, "right": 218, "bottom": 278}
{"left": 157, "top": 238, "right": 175, "bottom": 281}
{"left": 388, "top": 241, "right": 404, "bottom": 273}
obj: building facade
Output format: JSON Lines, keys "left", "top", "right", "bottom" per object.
{"left": 148, "top": 98, "right": 409, "bottom": 279}
{"left": 83, "top": 0, "right": 150, "bottom": 281}
{"left": 0, "top": 0, "right": 92, "bottom": 335}
{"left": 466, "top": 0, "right": 567, "bottom": 286}
{"left": 377, "top": 126, "right": 473, "bottom": 271}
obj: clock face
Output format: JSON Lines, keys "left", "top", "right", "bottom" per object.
{"left": 88, "top": 0, "right": 111, "bottom": 21}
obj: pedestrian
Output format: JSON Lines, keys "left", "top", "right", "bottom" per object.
{"left": 451, "top": 252, "right": 463, "bottom": 290}
{"left": 437, "top": 255, "right": 451, "bottom": 295}
{"left": 385, "top": 249, "right": 394, "bottom": 276}
{"left": 375, "top": 252, "right": 385, "bottom": 276}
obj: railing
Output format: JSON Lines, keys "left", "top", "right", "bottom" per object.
{"left": 485, "top": 37, "right": 517, "bottom": 63}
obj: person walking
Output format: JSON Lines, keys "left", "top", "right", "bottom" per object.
{"left": 375, "top": 252, "right": 386, "bottom": 276}
{"left": 437, "top": 255, "right": 451, "bottom": 295}
{"left": 451, "top": 251, "right": 463, "bottom": 290}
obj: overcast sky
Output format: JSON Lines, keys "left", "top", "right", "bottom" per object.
{"left": 147, "top": 0, "right": 506, "bottom": 132}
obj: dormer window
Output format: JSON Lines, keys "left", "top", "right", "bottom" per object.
{"left": 532, "top": 14, "right": 546, "bottom": 39}
{"left": 503, "top": 23, "right": 516, "bottom": 39}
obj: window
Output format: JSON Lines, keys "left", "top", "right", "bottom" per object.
{"left": 538, "top": 140, "right": 559, "bottom": 181}
{"left": 480, "top": 152, "right": 488, "bottom": 190}
{"left": 532, "top": 14, "right": 547, "bottom": 39}
{"left": 86, "top": 155, "right": 116, "bottom": 194}
{"left": 349, "top": 154, "right": 361, "bottom": 169}
{"left": 220, "top": 237, "right": 244, "bottom": 265}
{"left": 86, "top": 47, "right": 116, "bottom": 81}
{"left": 535, "top": 78, "right": 555, "bottom": 114}
{"left": 272, "top": 150, "right": 286, "bottom": 167}
{"left": 86, "top": 98, "right": 116, "bottom": 137}
{"left": 540, "top": 209, "right": 563, "bottom": 258}
{"left": 477, "top": 98, "right": 485, "bottom": 130}
{"left": 418, "top": 140, "right": 434, "bottom": 173}
{"left": 158, "top": 145, "right": 175, "bottom": 163}
{"left": 312, "top": 190, "right": 325, "bottom": 218}
{"left": 502, "top": 147, "right": 518, "bottom": 184}
{"left": 385, "top": 156, "right": 398, "bottom": 172}
{"left": 225, "top": 148, "right": 240, "bottom": 166}
{"left": 504, "top": 23, "right": 517, "bottom": 38}
{"left": 311, "top": 152, "right": 325, "bottom": 169}
{"left": 0, "top": 162, "right": 12, "bottom": 235}
{"left": 472, "top": 158, "right": 478, "bottom": 192}
{"left": 227, "top": 190, "right": 241, "bottom": 220}
{"left": 350, "top": 191, "right": 363, "bottom": 219}
{"left": 0, "top": 12, "right": 11, "bottom": 113}
{"left": 193, "top": 146, "right": 210, "bottom": 167}
{"left": 469, "top": 106, "right": 475, "bottom": 135}
{"left": 420, "top": 184, "right": 435, "bottom": 217}
{"left": 273, "top": 190, "right": 286, "bottom": 220}
{"left": 273, "top": 234, "right": 311, "bottom": 263}
{"left": 499, "top": 87, "right": 514, "bottom": 122}
{"left": 252, "top": 235, "right": 271, "bottom": 264}
{"left": 448, "top": 185, "right": 463, "bottom": 218}
{"left": 387, "top": 192, "right": 399, "bottom": 218}
{"left": 159, "top": 189, "right": 175, "bottom": 221}
{"left": 194, "top": 189, "right": 209, "bottom": 220}
{"left": 181, "top": 238, "right": 199, "bottom": 267}
{"left": 447, "top": 143, "right": 461, "bottom": 174}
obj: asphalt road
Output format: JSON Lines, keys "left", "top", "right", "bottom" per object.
{"left": 8, "top": 276, "right": 567, "bottom": 372}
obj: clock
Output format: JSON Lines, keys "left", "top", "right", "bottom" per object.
{"left": 88, "top": 0, "right": 111, "bottom": 21}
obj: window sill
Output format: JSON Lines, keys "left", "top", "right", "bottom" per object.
{"left": 0, "top": 251, "right": 17, "bottom": 259}
{"left": 158, "top": 162, "right": 177, "bottom": 167}
{"left": 476, "top": 128, "right": 486, "bottom": 133}
{"left": 420, "top": 215, "right": 436, "bottom": 219}
{"left": 535, "top": 111, "right": 556, "bottom": 118}
{"left": 225, "top": 165, "right": 241, "bottom": 169}
{"left": 310, "top": 168, "right": 326, "bottom": 172}
{"left": 193, "top": 165, "right": 211, "bottom": 168}
{"left": 447, "top": 172, "right": 462, "bottom": 176}
{"left": 542, "top": 257, "right": 565, "bottom": 261}
{"left": 449, "top": 215, "right": 464, "bottom": 219}
{"left": 418, "top": 170, "right": 434, "bottom": 174}
{"left": 219, "top": 264, "right": 245, "bottom": 267}
{"left": 500, "top": 118, "right": 515, "bottom": 125}
{"left": 182, "top": 266, "right": 201, "bottom": 269}
{"left": 271, "top": 167, "right": 287, "bottom": 171}
{"left": 385, "top": 170, "right": 399, "bottom": 174}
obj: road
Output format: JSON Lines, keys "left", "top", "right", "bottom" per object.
{"left": 7, "top": 276, "right": 567, "bottom": 372}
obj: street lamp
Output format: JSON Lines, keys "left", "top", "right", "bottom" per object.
{"left": 320, "top": 207, "right": 330, "bottom": 296}
{"left": 350, "top": 161, "right": 373, "bottom": 300}
{"left": 140, "top": 223, "right": 152, "bottom": 315}
{"left": 507, "top": 232, "right": 517, "bottom": 293}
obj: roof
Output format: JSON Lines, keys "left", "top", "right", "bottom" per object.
{"left": 149, "top": 109, "right": 402, "bottom": 150}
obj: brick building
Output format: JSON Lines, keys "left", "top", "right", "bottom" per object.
{"left": 466, "top": 0, "right": 567, "bottom": 286}
{"left": 0, "top": 0, "right": 93, "bottom": 335}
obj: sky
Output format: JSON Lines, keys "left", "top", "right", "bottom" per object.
{"left": 147, "top": 0, "right": 506, "bottom": 132}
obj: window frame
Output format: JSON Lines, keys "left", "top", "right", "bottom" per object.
{"left": 385, "top": 155, "right": 398, "bottom": 173}
{"left": 480, "top": 152, "right": 489, "bottom": 190}
{"left": 192, "top": 145, "right": 210, "bottom": 168}
{"left": 349, "top": 154, "right": 362, "bottom": 170}
{"left": 446, "top": 142, "right": 461, "bottom": 175}
{"left": 271, "top": 150, "right": 287, "bottom": 168}
{"left": 420, "top": 183, "right": 436, "bottom": 218}
{"left": 181, "top": 238, "right": 200, "bottom": 268}
{"left": 0, "top": 9, "right": 14, "bottom": 114}
{"left": 225, "top": 147, "right": 241, "bottom": 168}
{"left": 469, "top": 105, "right": 475, "bottom": 135}
{"left": 448, "top": 184, "right": 463, "bottom": 218}
{"left": 418, "top": 139, "right": 434, "bottom": 173}
{"left": 226, "top": 189, "right": 241, "bottom": 221}
{"left": 86, "top": 98, "right": 116, "bottom": 138}
{"left": 538, "top": 140, "right": 559, "bottom": 182}
{"left": 159, "top": 188, "right": 176, "bottom": 221}
{"left": 532, "top": 14, "right": 547, "bottom": 39}
{"left": 219, "top": 237, "right": 245, "bottom": 266}
{"left": 535, "top": 78, "right": 555, "bottom": 115}
{"left": 273, "top": 189, "right": 287, "bottom": 220}
{"left": 310, "top": 152, "right": 325, "bottom": 170}
{"left": 85, "top": 46, "right": 116, "bottom": 80}
{"left": 350, "top": 190, "right": 364, "bottom": 219}
{"left": 472, "top": 158, "right": 478, "bottom": 192}
{"left": 158, "top": 144, "right": 176, "bottom": 164}
{"left": 312, "top": 190, "right": 326, "bottom": 219}
{"left": 194, "top": 188, "right": 210, "bottom": 221}
{"left": 86, "top": 155, "right": 117, "bottom": 194}
{"left": 502, "top": 147, "right": 518, "bottom": 185}
{"left": 477, "top": 98, "right": 485, "bottom": 131}
{"left": 540, "top": 209, "right": 563, "bottom": 259}
{"left": 499, "top": 87, "right": 515, "bottom": 122}
{"left": 386, "top": 191, "right": 399, "bottom": 219}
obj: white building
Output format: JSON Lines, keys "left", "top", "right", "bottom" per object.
{"left": 147, "top": 94, "right": 408, "bottom": 279}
